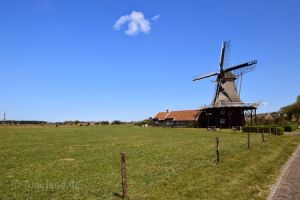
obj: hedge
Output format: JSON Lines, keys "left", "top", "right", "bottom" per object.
{"left": 243, "top": 125, "right": 284, "bottom": 135}
{"left": 283, "top": 124, "right": 298, "bottom": 132}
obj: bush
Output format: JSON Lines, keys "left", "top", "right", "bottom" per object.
{"left": 100, "top": 121, "right": 109, "bottom": 125}
{"left": 111, "top": 120, "right": 121, "bottom": 125}
{"left": 283, "top": 124, "right": 298, "bottom": 132}
{"left": 243, "top": 125, "right": 284, "bottom": 135}
{"left": 133, "top": 118, "right": 154, "bottom": 126}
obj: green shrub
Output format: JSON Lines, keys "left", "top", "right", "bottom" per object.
{"left": 243, "top": 125, "right": 284, "bottom": 135}
{"left": 111, "top": 120, "right": 121, "bottom": 125}
{"left": 100, "top": 121, "right": 109, "bottom": 125}
{"left": 283, "top": 124, "right": 298, "bottom": 132}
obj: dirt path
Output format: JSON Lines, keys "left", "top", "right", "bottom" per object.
{"left": 269, "top": 132, "right": 300, "bottom": 200}
{"left": 285, "top": 132, "right": 300, "bottom": 137}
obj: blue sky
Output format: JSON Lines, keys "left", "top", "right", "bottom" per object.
{"left": 0, "top": 0, "right": 299, "bottom": 122}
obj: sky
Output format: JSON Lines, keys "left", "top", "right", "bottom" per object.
{"left": 0, "top": 0, "right": 300, "bottom": 122}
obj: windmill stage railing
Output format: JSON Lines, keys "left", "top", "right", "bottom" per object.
{"left": 199, "top": 102, "right": 259, "bottom": 110}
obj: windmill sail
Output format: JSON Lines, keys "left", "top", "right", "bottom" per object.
{"left": 219, "top": 40, "right": 231, "bottom": 71}
{"left": 223, "top": 60, "right": 257, "bottom": 74}
{"left": 224, "top": 60, "right": 257, "bottom": 77}
{"left": 194, "top": 41, "right": 256, "bottom": 108}
{"left": 193, "top": 72, "right": 218, "bottom": 81}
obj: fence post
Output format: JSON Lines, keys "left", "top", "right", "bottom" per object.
{"left": 216, "top": 137, "right": 220, "bottom": 163}
{"left": 120, "top": 152, "right": 127, "bottom": 199}
{"left": 262, "top": 129, "right": 265, "bottom": 142}
{"left": 247, "top": 132, "right": 250, "bottom": 149}
{"left": 269, "top": 128, "right": 271, "bottom": 136}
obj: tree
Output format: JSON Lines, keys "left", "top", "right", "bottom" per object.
{"left": 100, "top": 121, "right": 109, "bottom": 125}
{"left": 111, "top": 120, "right": 121, "bottom": 125}
{"left": 280, "top": 95, "right": 300, "bottom": 123}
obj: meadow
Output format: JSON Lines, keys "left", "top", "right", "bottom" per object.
{"left": 0, "top": 125, "right": 299, "bottom": 199}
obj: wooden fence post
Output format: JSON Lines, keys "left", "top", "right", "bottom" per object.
{"left": 120, "top": 152, "right": 127, "bottom": 199}
{"left": 269, "top": 128, "right": 271, "bottom": 136}
{"left": 262, "top": 130, "right": 265, "bottom": 142}
{"left": 247, "top": 132, "right": 250, "bottom": 149}
{"left": 216, "top": 137, "right": 220, "bottom": 163}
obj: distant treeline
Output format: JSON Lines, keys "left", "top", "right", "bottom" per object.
{"left": 59, "top": 120, "right": 132, "bottom": 125}
{"left": 1, "top": 120, "right": 47, "bottom": 125}
{"left": 0, "top": 119, "right": 154, "bottom": 126}
{"left": 57, "top": 119, "right": 153, "bottom": 126}
{"left": 61, "top": 120, "right": 111, "bottom": 125}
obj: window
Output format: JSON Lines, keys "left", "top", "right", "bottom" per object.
{"left": 220, "top": 101, "right": 225, "bottom": 106}
{"left": 220, "top": 118, "right": 225, "bottom": 124}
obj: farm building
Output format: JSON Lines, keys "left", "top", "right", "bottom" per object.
{"left": 196, "top": 103, "right": 257, "bottom": 128}
{"left": 153, "top": 41, "right": 260, "bottom": 129}
{"left": 153, "top": 106, "right": 257, "bottom": 128}
{"left": 153, "top": 110, "right": 201, "bottom": 128}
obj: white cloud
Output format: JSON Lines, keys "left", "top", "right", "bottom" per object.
{"left": 151, "top": 15, "right": 160, "bottom": 21}
{"left": 113, "top": 15, "right": 130, "bottom": 30}
{"left": 114, "top": 11, "right": 158, "bottom": 36}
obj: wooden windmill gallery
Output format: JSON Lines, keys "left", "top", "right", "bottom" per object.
{"left": 153, "top": 41, "right": 259, "bottom": 128}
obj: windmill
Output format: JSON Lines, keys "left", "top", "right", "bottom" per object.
{"left": 193, "top": 41, "right": 258, "bottom": 128}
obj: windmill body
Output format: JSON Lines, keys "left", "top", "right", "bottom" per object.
{"left": 194, "top": 41, "right": 258, "bottom": 128}
{"left": 212, "top": 72, "right": 242, "bottom": 107}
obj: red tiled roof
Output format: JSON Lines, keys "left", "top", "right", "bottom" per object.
{"left": 154, "top": 110, "right": 201, "bottom": 121}
{"left": 166, "top": 110, "right": 200, "bottom": 121}
{"left": 153, "top": 112, "right": 169, "bottom": 120}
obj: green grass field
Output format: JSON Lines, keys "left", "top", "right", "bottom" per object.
{"left": 0, "top": 125, "right": 299, "bottom": 199}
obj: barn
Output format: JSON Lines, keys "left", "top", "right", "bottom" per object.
{"left": 153, "top": 110, "right": 201, "bottom": 128}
